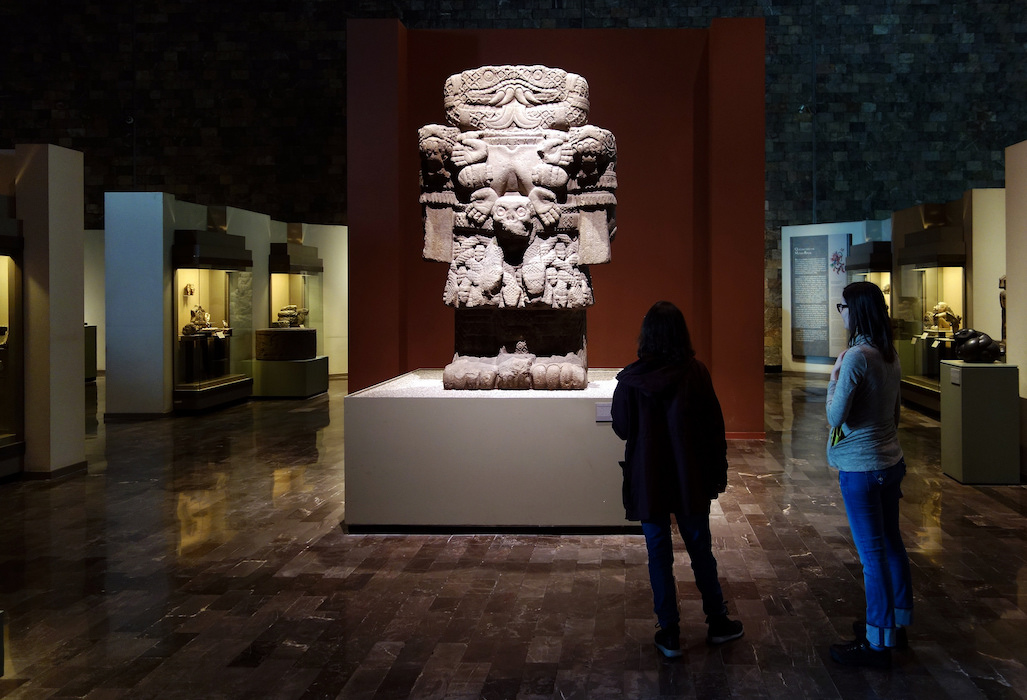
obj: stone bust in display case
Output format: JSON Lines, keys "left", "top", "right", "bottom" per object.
{"left": 418, "top": 64, "right": 618, "bottom": 390}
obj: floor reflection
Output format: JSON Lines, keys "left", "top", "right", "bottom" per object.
{"left": 0, "top": 374, "right": 1025, "bottom": 699}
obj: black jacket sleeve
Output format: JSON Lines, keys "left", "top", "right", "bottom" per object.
{"left": 697, "top": 365, "right": 728, "bottom": 496}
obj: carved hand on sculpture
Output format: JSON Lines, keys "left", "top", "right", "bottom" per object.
{"left": 538, "top": 135, "right": 574, "bottom": 167}
{"left": 451, "top": 137, "right": 489, "bottom": 168}
{"left": 529, "top": 187, "right": 560, "bottom": 226}
{"left": 467, "top": 188, "right": 498, "bottom": 225}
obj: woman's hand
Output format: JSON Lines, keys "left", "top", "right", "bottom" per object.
{"left": 830, "top": 349, "right": 847, "bottom": 381}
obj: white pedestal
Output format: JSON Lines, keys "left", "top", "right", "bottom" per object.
{"left": 344, "top": 369, "right": 630, "bottom": 530}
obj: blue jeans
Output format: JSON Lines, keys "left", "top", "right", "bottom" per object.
{"left": 839, "top": 459, "right": 913, "bottom": 648}
{"left": 642, "top": 513, "right": 727, "bottom": 629}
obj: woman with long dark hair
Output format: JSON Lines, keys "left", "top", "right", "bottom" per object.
{"left": 612, "top": 301, "right": 743, "bottom": 658}
{"left": 827, "top": 281, "right": 912, "bottom": 669}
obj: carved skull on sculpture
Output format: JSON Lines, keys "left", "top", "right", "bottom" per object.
{"left": 418, "top": 65, "right": 618, "bottom": 389}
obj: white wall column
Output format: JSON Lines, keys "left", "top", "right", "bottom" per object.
{"left": 1005, "top": 141, "right": 1027, "bottom": 477}
{"left": 303, "top": 224, "right": 348, "bottom": 376}
{"left": 104, "top": 192, "right": 176, "bottom": 417}
{"left": 17, "top": 144, "right": 86, "bottom": 476}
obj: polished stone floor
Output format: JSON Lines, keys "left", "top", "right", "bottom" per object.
{"left": 1, "top": 374, "right": 1026, "bottom": 699}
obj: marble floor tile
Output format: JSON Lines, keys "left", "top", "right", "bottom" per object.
{"left": 0, "top": 374, "right": 1025, "bottom": 699}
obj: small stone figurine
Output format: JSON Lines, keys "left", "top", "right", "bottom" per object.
{"left": 925, "top": 301, "right": 960, "bottom": 332}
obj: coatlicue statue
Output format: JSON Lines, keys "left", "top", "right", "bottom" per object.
{"left": 418, "top": 65, "right": 618, "bottom": 389}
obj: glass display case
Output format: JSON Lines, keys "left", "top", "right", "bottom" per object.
{"left": 268, "top": 239, "right": 324, "bottom": 345}
{"left": 269, "top": 271, "right": 324, "bottom": 352}
{"left": 0, "top": 251, "right": 23, "bottom": 456}
{"left": 845, "top": 240, "right": 892, "bottom": 311}
{"left": 175, "top": 268, "right": 252, "bottom": 384}
{"left": 850, "top": 270, "right": 892, "bottom": 310}
{"left": 895, "top": 264, "right": 965, "bottom": 394}
{"left": 253, "top": 239, "right": 328, "bottom": 398}
{"left": 172, "top": 229, "right": 253, "bottom": 410}
{"left": 892, "top": 199, "right": 967, "bottom": 412}
{"left": 0, "top": 194, "right": 23, "bottom": 466}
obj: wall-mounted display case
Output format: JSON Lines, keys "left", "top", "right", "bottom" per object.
{"left": 172, "top": 229, "right": 253, "bottom": 411}
{"left": 0, "top": 195, "right": 24, "bottom": 470}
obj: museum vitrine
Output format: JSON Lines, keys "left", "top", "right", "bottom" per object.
{"left": 171, "top": 229, "right": 253, "bottom": 410}
{"left": 268, "top": 241, "right": 324, "bottom": 356}
{"left": 0, "top": 251, "right": 23, "bottom": 456}
{"left": 895, "top": 263, "right": 965, "bottom": 394}
{"left": 892, "top": 199, "right": 968, "bottom": 411}
{"left": 252, "top": 238, "right": 328, "bottom": 398}
{"left": 0, "top": 195, "right": 23, "bottom": 464}
{"left": 846, "top": 241, "right": 892, "bottom": 311}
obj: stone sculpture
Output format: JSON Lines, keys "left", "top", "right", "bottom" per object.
{"left": 953, "top": 328, "right": 1001, "bottom": 363}
{"left": 275, "top": 304, "right": 308, "bottom": 328}
{"left": 418, "top": 65, "right": 618, "bottom": 390}
{"left": 925, "top": 301, "right": 960, "bottom": 332}
{"left": 181, "top": 305, "right": 211, "bottom": 335}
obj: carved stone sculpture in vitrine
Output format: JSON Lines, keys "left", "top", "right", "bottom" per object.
{"left": 418, "top": 65, "right": 618, "bottom": 389}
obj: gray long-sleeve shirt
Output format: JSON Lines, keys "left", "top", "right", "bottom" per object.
{"left": 826, "top": 339, "right": 904, "bottom": 471}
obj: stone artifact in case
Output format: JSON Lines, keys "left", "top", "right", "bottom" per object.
{"left": 418, "top": 64, "right": 618, "bottom": 389}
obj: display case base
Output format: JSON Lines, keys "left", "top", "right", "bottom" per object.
{"left": 901, "top": 376, "right": 940, "bottom": 414}
{"left": 85, "top": 325, "right": 97, "bottom": 382}
{"left": 344, "top": 369, "right": 628, "bottom": 530}
{"left": 173, "top": 376, "right": 253, "bottom": 412}
{"left": 248, "top": 357, "right": 329, "bottom": 398}
{"left": 0, "top": 442, "right": 24, "bottom": 482}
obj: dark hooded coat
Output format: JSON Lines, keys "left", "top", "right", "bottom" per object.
{"left": 611, "top": 357, "right": 729, "bottom": 521}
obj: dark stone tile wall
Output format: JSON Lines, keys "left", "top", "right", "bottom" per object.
{"left": 3, "top": 0, "right": 1024, "bottom": 366}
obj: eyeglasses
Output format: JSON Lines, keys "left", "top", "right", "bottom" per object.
{"left": 836, "top": 303, "right": 848, "bottom": 313}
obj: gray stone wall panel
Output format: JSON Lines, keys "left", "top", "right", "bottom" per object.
{"left": 3, "top": 0, "right": 1024, "bottom": 366}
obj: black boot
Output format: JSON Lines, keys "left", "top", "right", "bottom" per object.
{"left": 852, "top": 620, "right": 908, "bottom": 650}
{"left": 654, "top": 623, "right": 682, "bottom": 658}
{"left": 830, "top": 638, "right": 892, "bottom": 669}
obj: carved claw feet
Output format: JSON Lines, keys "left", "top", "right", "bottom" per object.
{"left": 529, "top": 358, "right": 587, "bottom": 390}
{"left": 443, "top": 352, "right": 586, "bottom": 390}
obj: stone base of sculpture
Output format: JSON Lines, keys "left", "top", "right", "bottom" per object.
{"left": 442, "top": 308, "right": 587, "bottom": 390}
{"left": 344, "top": 369, "right": 629, "bottom": 529}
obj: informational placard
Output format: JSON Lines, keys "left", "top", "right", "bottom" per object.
{"left": 790, "top": 233, "right": 850, "bottom": 358}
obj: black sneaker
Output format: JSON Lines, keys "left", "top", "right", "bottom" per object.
{"left": 706, "top": 615, "right": 744, "bottom": 644}
{"left": 654, "top": 624, "right": 682, "bottom": 658}
{"left": 830, "top": 638, "right": 892, "bottom": 669}
{"left": 852, "top": 620, "right": 908, "bottom": 650}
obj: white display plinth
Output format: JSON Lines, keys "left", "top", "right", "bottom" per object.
{"left": 344, "top": 369, "right": 631, "bottom": 531}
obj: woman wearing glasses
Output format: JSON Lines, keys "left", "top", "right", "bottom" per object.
{"left": 827, "top": 281, "right": 912, "bottom": 669}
